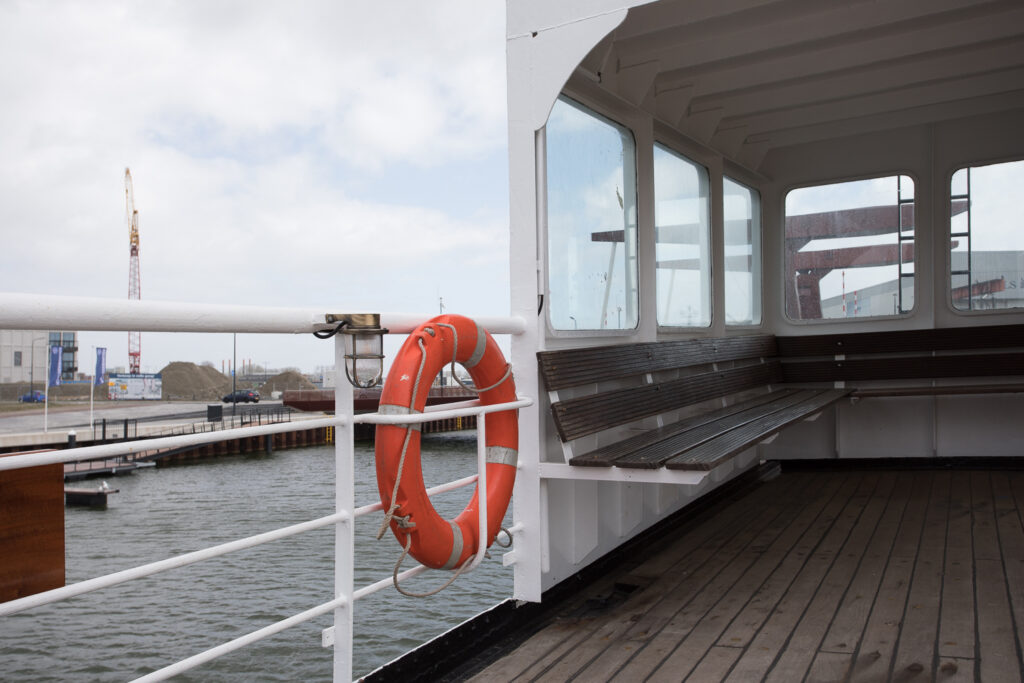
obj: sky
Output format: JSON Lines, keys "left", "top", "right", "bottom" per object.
{"left": 0, "top": 2, "right": 510, "bottom": 376}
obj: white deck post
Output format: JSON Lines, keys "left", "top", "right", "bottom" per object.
{"left": 333, "top": 335, "right": 355, "bottom": 682}
{"left": 505, "top": 1, "right": 633, "bottom": 602}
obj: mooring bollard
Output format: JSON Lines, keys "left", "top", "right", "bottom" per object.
{"left": 67, "top": 430, "right": 77, "bottom": 448}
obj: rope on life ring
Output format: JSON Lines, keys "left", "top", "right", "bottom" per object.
{"left": 374, "top": 314, "right": 518, "bottom": 594}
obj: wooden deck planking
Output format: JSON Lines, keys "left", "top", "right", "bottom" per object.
{"left": 939, "top": 470, "right": 975, "bottom": 662}
{"left": 715, "top": 473, "right": 859, "bottom": 650}
{"left": 614, "top": 473, "right": 859, "bottom": 682}
{"left": 723, "top": 474, "right": 882, "bottom": 682}
{"left": 848, "top": 472, "right": 933, "bottom": 682}
{"left": 762, "top": 473, "right": 900, "bottom": 682}
{"left": 995, "top": 472, "right": 1024, "bottom": 680}
{"left": 471, "top": 472, "right": 814, "bottom": 683}
{"left": 972, "top": 472, "right": 1021, "bottom": 683}
{"left": 818, "top": 471, "right": 914, "bottom": 656}
{"left": 468, "top": 468, "right": 1024, "bottom": 683}
{"left": 597, "top": 474, "right": 834, "bottom": 681}
{"left": 645, "top": 474, "right": 873, "bottom": 682}
{"left": 887, "top": 470, "right": 949, "bottom": 682}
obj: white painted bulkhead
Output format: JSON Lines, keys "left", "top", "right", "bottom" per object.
{"left": 507, "top": 0, "right": 1024, "bottom": 598}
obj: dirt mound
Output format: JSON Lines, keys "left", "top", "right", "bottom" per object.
{"left": 160, "top": 362, "right": 232, "bottom": 401}
{"left": 260, "top": 370, "right": 316, "bottom": 396}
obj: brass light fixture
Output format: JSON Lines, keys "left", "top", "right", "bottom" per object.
{"left": 325, "top": 313, "right": 387, "bottom": 388}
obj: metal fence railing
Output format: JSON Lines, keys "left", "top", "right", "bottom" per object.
{"left": 0, "top": 292, "right": 529, "bottom": 682}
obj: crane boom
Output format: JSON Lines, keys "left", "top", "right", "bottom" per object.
{"left": 125, "top": 168, "right": 141, "bottom": 374}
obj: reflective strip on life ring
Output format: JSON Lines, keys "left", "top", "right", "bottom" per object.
{"left": 374, "top": 314, "right": 519, "bottom": 570}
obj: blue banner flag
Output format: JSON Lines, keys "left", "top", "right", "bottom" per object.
{"left": 95, "top": 347, "right": 107, "bottom": 385}
{"left": 48, "top": 345, "right": 63, "bottom": 386}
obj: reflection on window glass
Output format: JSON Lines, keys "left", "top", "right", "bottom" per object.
{"left": 724, "top": 178, "right": 761, "bottom": 325}
{"left": 785, "top": 175, "right": 914, "bottom": 320}
{"left": 950, "top": 159, "right": 1024, "bottom": 311}
{"left": 655, "top": 144, "right": 710, "bottom": 327}
{"left": 546, "top": 97, "right": 638, "bottom": 331}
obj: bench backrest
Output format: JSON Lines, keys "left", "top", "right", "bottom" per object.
{"left": 538, "top": 335, "right": 780, "bottom": 442}
{"left": 538, "top": 335, "right": 777, "bottom": 391}
{"left": 778, "top": 324, "right": 1024, "bottom": 383}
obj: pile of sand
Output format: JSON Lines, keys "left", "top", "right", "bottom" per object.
{"left": 259, "top": 370, "right": 316, "bottom": 396}
{"left": 160, "top": 362, "right": 232, "bottom": 401}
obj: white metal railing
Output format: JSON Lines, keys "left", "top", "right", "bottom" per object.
{"left": 0, "top": 293, "right": 530, "bottom": 682}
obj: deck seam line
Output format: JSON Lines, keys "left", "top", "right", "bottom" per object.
{"left": 1000, "top": 471, "right": 1024, "bottom": 680}
{"left": 970, "top": 472, "right": 983, "bottom": 680}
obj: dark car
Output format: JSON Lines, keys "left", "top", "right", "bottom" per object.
{"left": 222, "top": 389, "right": 260, "bottom": 403}
{"left": 18, "top": 390, "right": 46, "bottom": 403}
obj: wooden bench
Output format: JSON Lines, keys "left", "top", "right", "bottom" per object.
{"left": 777, "top": 324, "right": 1024, "bottom": 397}
{"left": 538, "top": 335, "right": 850, "bottom": 472}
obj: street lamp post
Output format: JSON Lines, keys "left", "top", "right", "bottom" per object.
{"left": 29, "top": 336, "right": 47, "bottom": 396}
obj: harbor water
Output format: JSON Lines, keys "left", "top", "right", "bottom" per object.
{"left": 0, "top": 434, "right": 513, "bottom": 681}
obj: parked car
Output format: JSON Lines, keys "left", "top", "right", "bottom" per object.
{"left": 222, "top": 389, "right": 259, "bottom": 403}
{"left": 18, "top": 390, "right": 46, "bottom": 403}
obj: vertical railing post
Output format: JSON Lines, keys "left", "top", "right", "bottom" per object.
{"left": 333, "top": 335, "right": 355, "bottom": 682}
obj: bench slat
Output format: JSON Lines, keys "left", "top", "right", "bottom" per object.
{"left": 538, "top": 335, "right": 777, "bottom": 391}
{"left": 608, "top": 390, "right": 821, "bottom": 469}
{"left": 551, "top": 361, "right": 782, "bottom": 442}
{"left": 568, "top": 389, "right": 802, "bottom": 467}
{"left": 776, "top": 325, "right": 1024, "bottom": 357}
{"left": 853, "top": 383, "right": 1024, "bottom": 398}
{"left": 665, "top": 389, "right": 851, "bottom": 471}
{"left": 782, "top": 352, "right": 1024, "bottom": 383}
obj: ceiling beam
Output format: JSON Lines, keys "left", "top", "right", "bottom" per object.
{"left": 689, "top": 38, "right": 1024, "bottom": 125}
{"left": 618, "top": 0, "right": 1010, "bottom": 74}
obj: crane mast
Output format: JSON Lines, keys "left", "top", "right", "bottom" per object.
{"left": 125, "top": 168, "right": 141, "bottom": 375}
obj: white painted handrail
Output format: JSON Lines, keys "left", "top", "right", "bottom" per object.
{"left": 0, "top": 292, "right": 526, "bottom": 335}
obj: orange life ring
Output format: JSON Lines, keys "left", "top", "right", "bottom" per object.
{"left": 374, "top": 314, "right": 518, "bottom": 570}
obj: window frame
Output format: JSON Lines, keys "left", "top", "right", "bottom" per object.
{"left": 723, "top": 175, "right": 763, "bottom": 328}
{"left": 946, "top": 157, "right": 1024, "bottom": 317}
{"left": 543, "top": 94, "right": 642, "bottom": 337}
{"left": 781, "top": 172, "right": 919, "bottom": 325}
{"left": 652, "top": 141, "right": 713, "bottom": 330}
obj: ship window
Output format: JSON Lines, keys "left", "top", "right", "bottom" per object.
{"left": 655, "top": 144, "right": 710, "bottom": 327}
{"left": 950, "top": 159, "right": 1024, "bottom": 311}
{"left": 724, "top": 177, "right": 761, "bottom": 326}
{"left": 546, "top": 97, "right": 638, "bottom": 331}
{"left": 784, "top": 175, "right": 915, "bottom": 320}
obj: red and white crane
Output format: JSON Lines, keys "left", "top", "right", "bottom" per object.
{"left": 125, "top": 168, "right": 141, "bottom": 374}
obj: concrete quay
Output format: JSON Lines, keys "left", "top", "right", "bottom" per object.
{"left": 0, "top": 401, "right": 334, "bottom": 465}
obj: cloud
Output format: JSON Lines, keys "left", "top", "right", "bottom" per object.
{"left": 0, "top": 1, "right": 511, "bottom": 372}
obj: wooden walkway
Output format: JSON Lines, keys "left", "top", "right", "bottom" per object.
{"left": 469, "top": 468, "right": 1024, "bottom": 682}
